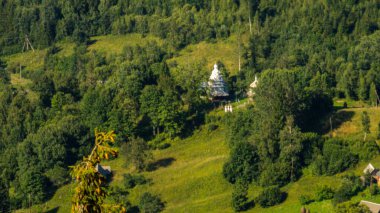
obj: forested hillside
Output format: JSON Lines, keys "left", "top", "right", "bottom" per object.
{"left": 0, "top": 0, "right": 380, "bottom": 212}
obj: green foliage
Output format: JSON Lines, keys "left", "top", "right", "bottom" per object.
{"left": 370, "top": 184, "right": 379, "bottom": 196}
{"left": 123, "top": 173, "right": 148, "bottom": 189}
{"left": 45, "top": 165, "right": 70, "bottom": 187}
{"left": 335, "top": 201, "right": 371, "bottom": 213}
{"left": 315, "top": 185, "right": 334, "bottom": 201}
{"left": 18, "top": 168, "right": 48, "bottom": 207}
{"left": 313, "top": 138, "right": 358, "bottom": 175}
{"left": 139, "top": 192, "right": 165, "bottom": 213}
{"left": 70, "top": 130, "right": 124, "bottom": 213}
{"left": 332, "top": 175, "right": 364, "bottom": 206}
{"left": 231, "top": 181, "right": 250, "bottom": 212}
{"left": 0, "top": 178, "right": 10, "bottom": 212}
{"left": 122, "top": 137, "right": 152, "bottom": 172}
{"left": 0, "top": 1, "right": 380, "bottom": 212}
{"left": 369, "top": 82, "right": 378, "bottom": 107}
{"left": 278, "top": 117, "right": 303, "bottom": 181}
{"left": 298, "top": 195, "right": 314, "bottom": 205}
{"left": 362, "top": 111, "right": 371, "bottom": 140}
{"left": 223, "top": 142, "right": 260, "bottom": 184}
{"left": 350, "top": 139, "right": 379, "bottom": 161}
{"left": 225, "top": 110, "right": 257, "bottom": 147}
{"left": 0, "top": 59, "right": 10, "bottom": 84}
{"left": 140, "top": 82, "right": 184, "bottom": 138}
{"left": 358, "top": 73, "right": 368, "bottom": 101}
{"left": 256, "top": 186, "right": 286, "bottom": 208}
{"left": 107, "top": 186, "right": 130, "bottom": 208}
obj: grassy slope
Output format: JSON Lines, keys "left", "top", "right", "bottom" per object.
{"left": 18, "top": 105, "right": 380, "bottom": 213}
{"left": 88, "top": 34, "right": 164, "bottom": 57}
{"left": 167, "top": 33, "right": 249, "bottom": 77}
{"left": 331, "top": 107, "right": 380, "bottom": 138}
{"left": 7, "top": 34, "right": 380, "bottom": 212}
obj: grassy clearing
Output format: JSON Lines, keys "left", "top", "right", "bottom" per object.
{"left": 115, "top": 126, "right": 232, "bottom": 213}
{"left": 167, "top": 34, "right": 248, "bottom": 77}
{"left": 55, "top": 41, "right": 76, "bottom": 58}
{"left": 88, "top": 34, "right": 163, "bottom": 56}
{"left": 331, "top": 107, "right": 380, "bottom": 138}
{"left": 10, "top": 73, "right": 38, "bottom": 102}
{"left": 3, "top": 49, "right": 46, "bottom": 71}
{"left": 16, "top": 184, "right": 73, "bottom": 213}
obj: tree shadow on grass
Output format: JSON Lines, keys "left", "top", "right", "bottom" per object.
{"left": 313, "top": 110, "right": 355, "bottom": 134}
{"left": 147, "top": 157, "right": 176, "bottom": 172}
{"left": 45, "top": 207, "right": 60, "bottom": 213}
{"left": 87, "top": 39, "right": 97, "bottom": 45}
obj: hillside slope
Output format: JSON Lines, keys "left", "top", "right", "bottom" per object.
{"left": 17, "top": 105, "right": 380, "bottom": 213}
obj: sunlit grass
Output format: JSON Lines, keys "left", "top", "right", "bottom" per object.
{"left": 3, "top": 49, "right": 46, "bottom": 71}
{"left": 10, "top": 73, "right": 38, "bottom": 103}
{"left": 331, "top": 107, "right": 380, "bottom": 138}
{"left": 167, "top": 33, "right": 249, "bottom": 78}
{"left": 88, "top": 33, "right": 163, "bottom": 56}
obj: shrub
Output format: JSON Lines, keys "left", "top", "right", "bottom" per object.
{"left": 333, "top": 175, "right": 364, "bottom": 205}
{"left": 122, "top": 137, "right": 152, "bottom": 171}
{"left": 207, "top": 123, "right": 218, "bottom": 132}
{"left": 123, "top": 173, "right": 147, "bottom": 189}
{"left": 313, "top": 139, "right": 358, "bottom": 175}
{"left": 139, "top": 192, "right": 164, "bottom": 213}
{"left": 45, "top": 165, "right": 70, "bottom": 187}
{"left": 370, "top": 185, "right": 379, "bottom": 196}
{"left": 351, "top": 140, "right": 379, "bottom": 161}
{"left": 335, "top": 201, "right": 371, "bottom": 213}
{"left": 298, "top": 195, "right": 314, "bottom": 205}
{"left": 315, "top": 185, "right": 334, "bottom": 201}
{"left": 232, "top": 181, "right": 251, "bottom": 211}
{"left": 108, "top": 186, "right": 129, "bottom": 207}
{"left": 256, "top": 186, "right": 286, "bottom": 208}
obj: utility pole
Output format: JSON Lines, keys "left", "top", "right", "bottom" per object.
{"left": 238, "top": 22, "right": 241, "bottom": 72}
{"left": 22, "top": 35, "right": 35, "bottom": 52}
{"left": 330, "top": 116, "right": 333, "bottom": 137}
{"left": 248, "top": 1, "right": 252, "bottom": 36}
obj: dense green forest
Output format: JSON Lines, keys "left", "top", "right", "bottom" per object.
{"left": 0, "top": 0, "right": 380, "bottom": 212}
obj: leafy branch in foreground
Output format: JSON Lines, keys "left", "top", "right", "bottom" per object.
{"left": 70, "top": 130, "right": 125, "bottom": 213}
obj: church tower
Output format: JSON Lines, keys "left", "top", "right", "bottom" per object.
{"left": 208, "top": 64, "right": 229, "bottom": 99}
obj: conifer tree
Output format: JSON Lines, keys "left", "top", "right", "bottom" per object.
{"left": 369, "top": 82, "right": 378, "bottom": 107}
{"left": 358, "top": 73, "right": 367, "bottom": 101}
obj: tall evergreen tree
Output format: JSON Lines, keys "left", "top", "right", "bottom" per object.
{"left": 358, "top": 73, "right": 368, "bottom": 101}
{"left": 369, "top": 82, "right": 378, "bottom": 107}
{"left": 0, "top": 178, "right": 10, "bottom": 212}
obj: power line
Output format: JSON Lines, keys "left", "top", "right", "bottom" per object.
{"left": 22, "top": 35, "right": 34, "bottom": 52}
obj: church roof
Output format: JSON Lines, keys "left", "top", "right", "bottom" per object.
{"left": 208, "top": 64, "right": 228, "bottom": 97}
{"left": 209, "top": 64, "right": 223, "bottom": 81}
{"left": 364, "top": 163, "right": 376, "bottom": 174}
{"left": 250, "top": 75, "right": 259, "bottom": 88}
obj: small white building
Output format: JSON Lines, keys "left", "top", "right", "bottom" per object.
{"left": 247, "top": 75, "right": 259, "bottom": 98}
